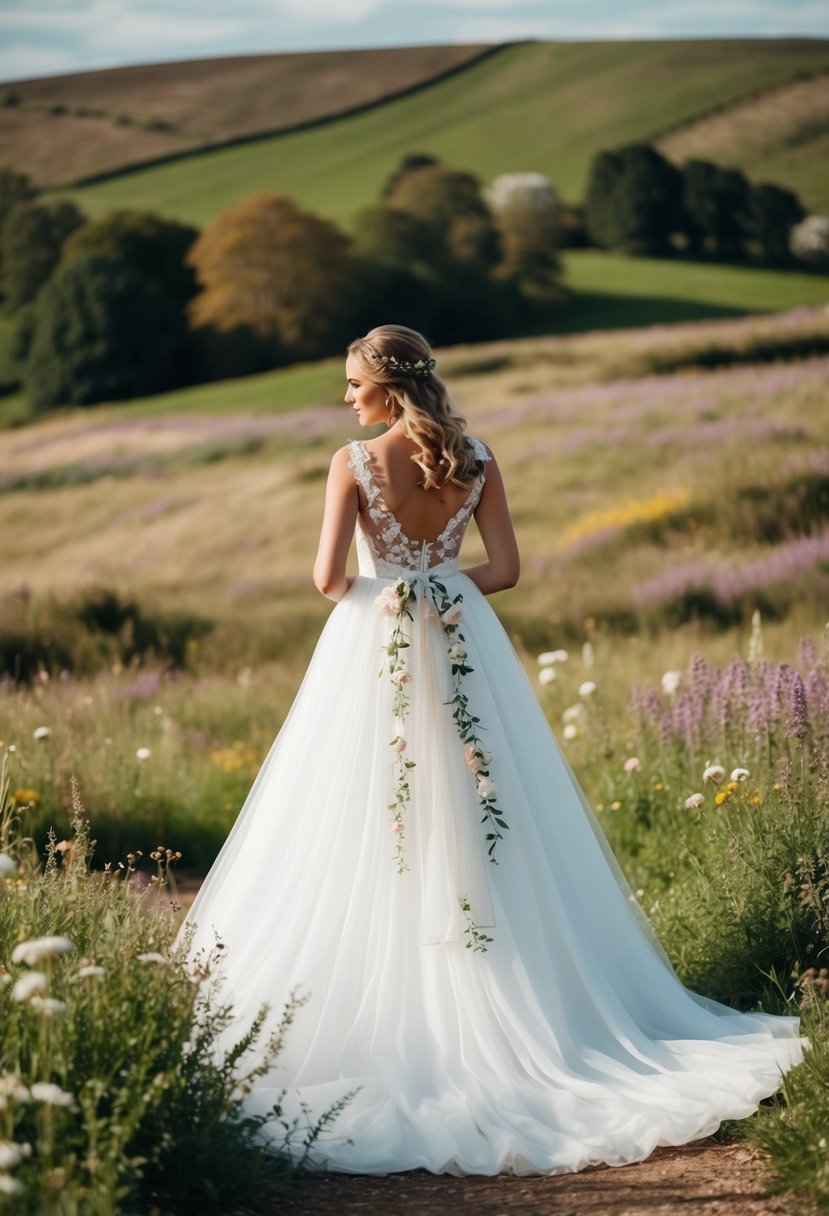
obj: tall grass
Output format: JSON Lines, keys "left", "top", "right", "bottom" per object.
{"left": 0, "top": 758, "right": 348, "bottom": 1212}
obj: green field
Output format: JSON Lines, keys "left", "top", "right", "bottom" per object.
{"left": 62, "top": 40, "right": 829, "bottom": 229}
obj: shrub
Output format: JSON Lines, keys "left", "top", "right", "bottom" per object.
{"left": 790, "top": 214, "right": 829, "bottom": 267}
{"left": 584, "top": 144, "right": 684, "bottom": 255}
{"left": 0, "top": 200, "right": 85, "bottom": 311}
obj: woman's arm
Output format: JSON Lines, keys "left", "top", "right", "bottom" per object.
{"left": 462, "top": 452, "right": 520, "bottom": 594}
{"left": 313, "top": 446, "right": 359, "bottom": 601}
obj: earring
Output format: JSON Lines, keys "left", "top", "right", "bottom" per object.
{"left": 384, "top": 396, "right": 391, "bottom": 408}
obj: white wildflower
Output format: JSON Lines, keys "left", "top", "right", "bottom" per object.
{"left": 136, "top": 952, "right": 170, "bottom": 965}
{"left": 685, "top": 793, "right": 705, "bottom": 809}
{"left": 538, "top": 667, "right": 556, "bottom": 686}
{"left": 537, "top": 649, "right": 568, "bottom": 666}
{"left": 578, "top": 681, "right": 597, "bottom": 697}
{"left": 0, "top": 1075, "right": 30, "bottom": 1103}
{"left": 29, "top": 996, "right": 67, "bottom": 1017}
{"left": 581, "top": 641, "right": 594, "bottom": 669}
{"left": 11, "top": 936, "right": 75, "bottom": 967}
{"left": 30, "top": 1082, "right": 75, "bottom": 1107}
{"left": 562, "top": 724, "right": 579, "bottom": 741}
{"left": 73, "top": 964, "right": 105, "bottom": 980}
{"left": 11, "top": 972, "right": 47, "bottom": 1002}
{"left": 33, "top": 726, "right": 50, "bottom": 741}
{"left": 0, "top": 854, "right": 16, "bottom": 878}
{"left": 0, "top": 1175, "right": 23, "bottom": 1196}
{"left": 135, "top": 747, "right": 152, "bottom": 761}
{"left": 0, "top": 1141, "right": 31, "bottom": 1170}
{"left": 730, "top": 767, "right": 750, "bottom": 782}
{"left": 562, "top": 704, "right": 586, "bottom": 724}
{"left": 702, "top": 765, "right": 725, "bottom": 785}
{"left": 661, "top": 670, "right": 682, "bottom": 696}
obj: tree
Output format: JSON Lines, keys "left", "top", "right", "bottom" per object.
{"left": 381, "top": 152, "right": 441, "bottom": 199}
{"left": 386, "top": 164, "right": 501, "bottom": 270}
{"left": 187, "top": 194, "right": 360, "bottom": 361}
{"left": 0, "top": 166, "right": 36, "bottom": 296}
{"left": 25, "top": 254, "right": 185, "bottom": 412}
{"left": 584, "top": 145, "right": 684, "bottom": 255}
{"left": 485, "top": 172, "right": 564, "bottom": 304}
{"left": 747, "top": 181, "right": 806, "bottom": 264}
{"left": 789, "top": 214, "right": 829, "bottom": 268}
{"left": 62, "top": 209, "right": 199, "bottom": 310}
{"left": 681, "top": 159, "right": 752, "bottom": 259}
{"left": 1, "top": 200, "right": 85, "bottom": 311}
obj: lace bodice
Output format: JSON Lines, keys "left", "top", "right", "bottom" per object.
{"left": 347, "top": 437, "right": 491, "bottom": 578}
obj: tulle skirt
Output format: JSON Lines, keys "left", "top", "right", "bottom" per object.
{"left": 176, "top": 571, "right": 805, "bottom": 1176}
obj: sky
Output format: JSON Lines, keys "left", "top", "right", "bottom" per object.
{"left": 0, "top": 0, "right": 827, "bottom": 83}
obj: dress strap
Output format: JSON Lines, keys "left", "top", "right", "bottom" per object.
{"left": 468, "top": 436, "right": 491, "bottom": 465}
{"left": 347, "top": 440, "right": 380, "bottom": 506}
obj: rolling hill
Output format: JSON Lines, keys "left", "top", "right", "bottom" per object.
{"left": 0, "top": 43, "right": 496, "bottom": 186}
{"left": 57, "top": 39, "right": 829, "bottom": 230}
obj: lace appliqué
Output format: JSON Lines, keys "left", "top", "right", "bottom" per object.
{"left": 348, "top": 438, "right": 490, "bottom": 574}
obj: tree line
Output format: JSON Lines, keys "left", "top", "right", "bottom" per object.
{"left": 0, "top": 142, "right": 825, "bottom": 414}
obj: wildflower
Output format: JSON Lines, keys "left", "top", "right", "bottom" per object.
{"left": 702, "top": 765, "right": 725, "bottom": 784}
{"left": 582, "top": 641, "right": 594, "bottom": 669}
{"left": 714, "top": 791, "right": 730, "bottom": 806}
{"left": 30, "top": 1082, "right": 75, "bottom": 1107}
{"left": 447, "top": 642, "right": 467, "bottom": 664}
{"left": 12, "top": 788, "right": 39, "bottom": 807}
{"left": 73, "top": 965, "right": 105, "bottom": 980}
{"left": 562, "top": 724, "right": 579, "bottom": 741}
{"left": 0, "top": 1176, "right": 22, "bottom": 1196}
{"left": 136, "top": 952, "right": 170, "bottom": 965}
{"left": 730, "top": 767, "right": 750, "bottom": 782}
{"left": 537, "top": 650, "right": 569, "bottom": 665}
{"left": 661, "top": 670, "right": 682, "bottom": 696}
{"left": 685, "top": 793, "right": 705, "bottom": 809}
{"left": 623, "top": 757, "right": 641, "bottom": 773}
{"left": 476, "top": 776, "right": 498, "bottom": 800}
{"left": 11, "top": 936, "right": 75, "bottom": 967}
{"left": 578, "top": 681, "right": 597, "bottom": 697}
{"left": 562, "top": 704, "right": 585, "bottom": 724}
{"left": 29, "top": 996, "right": 67, "bottom": 1017}
{"left": 135, "top": 747, "right": 152, "bottom": 761}
{"left": 610, "top": 800, "right": 621, "bottom": 810}
{"left": 0, "top": 1141, "right": 31, "bottom": 1170}
{"left": 11, "top": 972, "right": 47, "bottom": 1002}
{"left": 390, "top": 736, "right": 407, "bottom": 753}
{"left": 0, "top": 854, "right": 16, "bottom": 878}
{"left": 32, "top": 726, "right": 50, "bottom": 741}
{"left": 0, "top": 1079, "right": 28, "bottom": 1108}
{"left": 538, "top": 667, "right": 556, "bottom": 686}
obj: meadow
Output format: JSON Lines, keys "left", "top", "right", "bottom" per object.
{"left": 2, "top": 306, "right": 829, "bottom": 1208}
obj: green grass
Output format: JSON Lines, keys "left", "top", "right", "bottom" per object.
{"left": 62, "top": 40, "right": 829, "bottom": 229}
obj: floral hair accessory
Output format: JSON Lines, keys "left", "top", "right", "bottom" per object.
{"left": 370, "top": 352, "right": 436, "bottom": 377}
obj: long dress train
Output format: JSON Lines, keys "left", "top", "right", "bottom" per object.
{"left": 175, "top": 436, "right": 805, "bottom": 1176}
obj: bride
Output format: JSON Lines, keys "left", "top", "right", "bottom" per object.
{"left": 176, "top": 323, "right": 804, "bottom": 1176}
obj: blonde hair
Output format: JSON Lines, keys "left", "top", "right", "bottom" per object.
{"left": 347, "top": 324, "right": 480, "bottom": 490}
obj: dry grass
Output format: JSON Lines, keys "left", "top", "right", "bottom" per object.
{"left": 0, "top": 44, "right": 494, "bottom": 185}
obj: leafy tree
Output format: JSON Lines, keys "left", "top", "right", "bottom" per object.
{"left": 1, "top": 200, "right": 85, "bottom": 311}
{"left": 747, "top": 181, "right": 806, "bottom": 264}
{"left": 381, "top": 152, "right": 441, "bottom": 199}
{"left": 681, "top": 159, "right": 752, "bottom": 259}
{"left": 0, "top": 166, "right": 36, "bottom": 294}
{"left": 62, "top": 209, "right": 199, "bottom": 310}
{"left": 187, "top": 193, "right": 360, "bottom": 361}
{"left": 351, "top": 204, "right": 446, "bottom": 274}
{"left": 584, "top": 144, "right": 684, "bottom": 255}
{"left": 386, "top": 164, "right": 501, "bottom": 270}
{"left": 485, "top": 172, "right": 563, "bottom": 304}
{"left": 25, "top": 254, "right": 185, "bottom": 412}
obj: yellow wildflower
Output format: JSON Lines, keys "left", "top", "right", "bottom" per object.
{"left": 714, "top": 790, "right": 730, "bottom": 806}
{"left": 13, "top": 789, "right": 40, "bottom": 806}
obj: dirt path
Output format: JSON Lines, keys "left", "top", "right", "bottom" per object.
{"left": 264, "top": 1140, "right": 798, "bottom": 1215}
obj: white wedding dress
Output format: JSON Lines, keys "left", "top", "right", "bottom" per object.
{"left": 176, "top": 436, "right": 804, "bottom": 1176}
